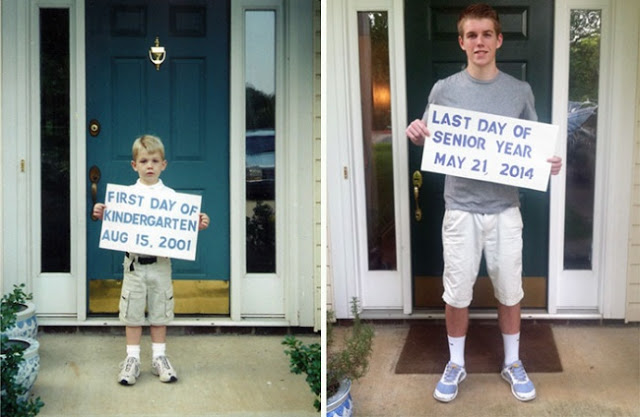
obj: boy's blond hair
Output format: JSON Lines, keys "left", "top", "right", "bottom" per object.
{"left": 457, "top": 3, "right": 502, "bottom": 37}
{"left": 132, "top": 134, "right": 166, "bottom": 161}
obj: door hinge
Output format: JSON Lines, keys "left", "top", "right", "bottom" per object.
{"left": 20, "top": 159, "right": 25, "bottom": 172}
{"left": 343, "top": 166, "right": 348, "bottom": 179}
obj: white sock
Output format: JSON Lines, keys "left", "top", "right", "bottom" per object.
{"left": 502, "top": 332, "right": 520, "bottom": 366}
{"left": 126, "top": 345, "right": 141, "bottom": 361}
{"left": 447, "top": 335, "right": 466, "bottom": 367}
{"left": 152, "top": 343, "right": 166, "bottom": 359}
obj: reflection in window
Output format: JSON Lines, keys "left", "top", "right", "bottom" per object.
{"left": 358, "top": 12, "right": 397, "bottom": 271}
{"left": 245, "top": 10, "right": 276, "bottom": 273}
{"left": 40, "top": 9, "right": 70, "bottom": 272}
{"left": 564, "top": 9, "right": 600, "bottom": 269}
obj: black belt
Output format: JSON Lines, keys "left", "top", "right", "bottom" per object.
{"left": 126, "top": 252, "right": 157, "bottom": 271}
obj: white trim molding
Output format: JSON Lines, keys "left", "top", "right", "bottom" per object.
{"left": 27, "top": 0, "right": 86, "bottom": 318}
{"left": 327, "top": 0, "right": 409, "bottom": 318}
{"left": 550, "top": 0, "right": 638, "bottom": 318}
{"left": 230, "top": 0, "right": 315, "bottom": 324}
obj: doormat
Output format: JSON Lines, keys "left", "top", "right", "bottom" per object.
{"left": 395, "top": 322, "right": 562, "bottom": 374}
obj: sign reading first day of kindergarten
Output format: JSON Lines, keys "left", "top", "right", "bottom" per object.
{"left": 99, "top": 183, "right": 202, "bottom": 260}
{"left": 421, "top": 104, "right": 560, "bottom": 192}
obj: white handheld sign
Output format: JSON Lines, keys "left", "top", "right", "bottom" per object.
{"left": 98, "top": 183, "right": 202, "bottom": 260}
{"left": 421, "top": 104, "right": 559, "bottom": 191}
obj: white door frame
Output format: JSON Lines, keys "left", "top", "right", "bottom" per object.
{"left": 328, "top": 0, "right": 411, "bottom": 318}
{"left": 228, "top": 0, "right": 316, "bottom": 323}
{"left": 548, "top": 0, "right": 638, "bottom": 317}
{"left": 346, "top": 0, "right": 410, "bottom": 313}
{"left": 1, "top": 0, "right": 87, "bottom": 319}
{"left": 230, "top": 0, "right": 287, "bottom": 321}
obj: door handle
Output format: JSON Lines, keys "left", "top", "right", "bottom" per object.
{"left": 412, "top": 170, "right": 423, "bottom": 222}
{"left": 89, "top": 165, "right": 101, "bottom": 221}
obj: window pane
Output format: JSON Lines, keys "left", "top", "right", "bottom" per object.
{"left": 564, "top": 9, "right": 600, "bottom": 269}
{"left": 358, "top": 12, "right": 397, "bottom": 271}
{"left": 245, "top": 10, "right": 276, "bottom": 273}
{"left": 40, "top": 9, "right": 70, "bottom": 272}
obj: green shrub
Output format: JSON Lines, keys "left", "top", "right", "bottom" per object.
{"left": 282, "top": 335, "right": 321, "bottom": 411}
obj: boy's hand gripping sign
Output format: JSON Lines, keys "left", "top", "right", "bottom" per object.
{"left": 99, "top": 183, "right": 202, "bottom": 260}
{"left": 421, "top": 105, "right": 560, "bottom": 192}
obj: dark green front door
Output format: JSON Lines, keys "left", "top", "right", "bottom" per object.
{"left": 405, "top": 0, "right": 554, "bottom": 308}
{"left": 86, "top": 0, "right": 230, "bottom": 312}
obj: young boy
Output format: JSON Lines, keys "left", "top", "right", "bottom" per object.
{"left": 406, "top": 3, "right": 562, "bottom": 403}
{"left": 93, "top": 134, "right": 210, "bottom": 385}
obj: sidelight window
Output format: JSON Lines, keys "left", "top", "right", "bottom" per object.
{"left": 357, "top": 11, "right": 397, "bottom": 271}
{"left": 244, "top": 10, "right": 277, "bottom": 273}
{"left": 563, "top": 9, "right": 601, "bottom": 270}
{"left": 40, "top": 8, "right": 71, "bottom": 273}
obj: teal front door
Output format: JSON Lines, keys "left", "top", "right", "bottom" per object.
{"left": 86, "top": 0, "right": 230, "bottom": 314}
{"left": 405, "top": 0, "right": 553, "bottom": 308}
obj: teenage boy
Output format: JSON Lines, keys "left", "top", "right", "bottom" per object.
{"left": 93, "top": 134, "right": 210, "bottom": 385}
{"left": 405, "top": 3, "right": 563, "bottom": 403}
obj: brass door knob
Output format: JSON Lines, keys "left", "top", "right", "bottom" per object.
{"left": 412, "top": 170, "right": 423, "bottom": 221}
{"left": 89, "top": 165, "right": 101, "bottom": 220}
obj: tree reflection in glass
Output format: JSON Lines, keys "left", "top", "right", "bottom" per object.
{"left": 245, "top": 10, "right": 276, "bottom": 273}
{"left": 564, "top": 9, "right": 601, "bottom": 270}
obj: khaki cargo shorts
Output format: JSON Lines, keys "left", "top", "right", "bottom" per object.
{"left": 119, "top": 255, "right": 174, "bottom": 326}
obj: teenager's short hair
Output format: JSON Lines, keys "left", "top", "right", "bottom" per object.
{"left": 457, "top": 3, "right": 502, "bottom": 37}
{"left": 132, "top": 134, "right": 166, "bottom": 160}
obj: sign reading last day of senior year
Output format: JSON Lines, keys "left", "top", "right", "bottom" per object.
{"left": 421, "top": 104, "right": 560, "bottom": 192}
{"left": 99, "top": 183, "right": 202, "bottom": 261}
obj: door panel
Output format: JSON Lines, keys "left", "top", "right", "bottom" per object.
{"left": 86, "top": 0, "right": 230, "bottom": 312}
{"left": 405, "top": 0, "right": 553, "bottom": 308}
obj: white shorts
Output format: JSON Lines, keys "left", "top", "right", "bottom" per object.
{"left": 441, "top": 207, "right": 524, "bottom": 308}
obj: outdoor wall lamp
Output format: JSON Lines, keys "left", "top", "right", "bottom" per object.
{"left": 149, "top": 36, "right": 166, "bottom": 71}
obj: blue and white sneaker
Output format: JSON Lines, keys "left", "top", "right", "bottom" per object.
{"left": 433, "top": 361, "right": 467, "bottom": 402}
{"left": 501, "top": 360, "right": 536, "bottom": 401}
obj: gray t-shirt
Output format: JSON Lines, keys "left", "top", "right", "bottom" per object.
{"left": 422, "top": 70, "right": 537, "bottom": 214}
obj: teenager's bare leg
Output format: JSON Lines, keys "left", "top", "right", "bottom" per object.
{"left": 445, "top": 304, "right": 469, "bottom": 337}
{"left": 150, "top": 325, "right": 167, "bottom": 343}
{"left": 498, "top": 302, "right": 521, "bottom": 335}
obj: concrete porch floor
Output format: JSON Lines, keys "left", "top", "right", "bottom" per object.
{"left": 338, "top": 322, "right": 640, "bottom": 417}
{"left": 30, "top": 328, "right": 320, "bottom": 417}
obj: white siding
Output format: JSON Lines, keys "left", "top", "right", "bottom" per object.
{"left": 313, "top": 0, "right": 322, "bottom": 331}
{"left": 626, "top": 42, "right": 640, "bottom": 322}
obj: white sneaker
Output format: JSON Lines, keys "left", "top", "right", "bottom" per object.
{"left": 152, "top": 355, "right": 178, "bottom": 383}
{"left": 118, "top": 356, "right": 140, "bottom": 386}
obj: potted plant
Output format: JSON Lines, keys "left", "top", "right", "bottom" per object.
{"left": 1, "top": 284, "right": 43, "bottom": 416}
{"left": 326, "top": 297, "right": 374, "bottom": 417}
{"left": 1, "top": 284, "right": 38, "bottom": 339}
